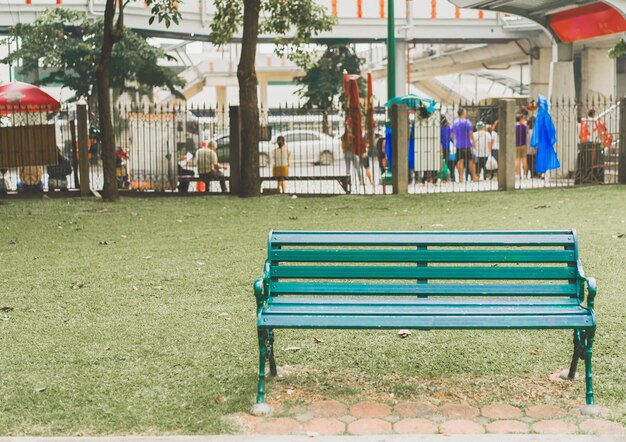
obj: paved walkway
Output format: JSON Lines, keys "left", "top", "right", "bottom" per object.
{"left": 1, "top": 436, "right": 624, "bottom": 442}
{"left": 226, "top": 400, "right": 625, "bottom": 437}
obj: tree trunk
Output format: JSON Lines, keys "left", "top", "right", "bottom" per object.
{"left": 96, "top": 0, "right": 119, "bottom": 201}
{"left": 322, "top": 110, "right": 330, "bottom": 135}
{"left": 237, "top": 0, "right": 261, "bottom": 197}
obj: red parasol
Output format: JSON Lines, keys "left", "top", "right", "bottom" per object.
{"left": 0, "top": 81, "right": 61, "bottom": 114}
{"left": 366, "top": 72, "right": 375, "bottom": 151}
{"left": 343, "top": 73, "right": 365, "bottom": 156}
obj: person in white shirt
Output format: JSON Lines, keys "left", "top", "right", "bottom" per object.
{"left": 196, "top": 140, "right": 227, "bottom": 193}
{"left": 272, "top": 135, "right": 291, "bottom": 193}
{"left": 488, "top": 121, "right": 499, "bottom": 179}
{"left": 473, "top": 121, "right": 492, "bottom": 180}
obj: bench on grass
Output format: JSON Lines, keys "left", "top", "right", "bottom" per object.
{"left": 260, "top": 175, "right": 351, "bottom": 194}
{"left": 251, "top": 230, "right": 597, "bottom": 415}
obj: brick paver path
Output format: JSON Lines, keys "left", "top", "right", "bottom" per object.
{"left": 228, "top": 400, "right": 625, "bottom": 436}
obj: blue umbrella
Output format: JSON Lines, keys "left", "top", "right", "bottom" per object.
{"left": 531, "top": 95, "right": 560, "bottom": 173}
{"left": 385, "top": 94, "right": 437, "bottom": 114}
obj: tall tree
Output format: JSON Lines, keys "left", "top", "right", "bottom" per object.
{"left": 94, "top": 0, "right": 180, "bottom": 201}
{"left": 3, "top": 9, "right": 185, "bottom": 106}
{"left": 210, "top": 0, "right": 334, "bottom": 197}
{"left": 296, "top": 42, "right": 364, "bottom": 134}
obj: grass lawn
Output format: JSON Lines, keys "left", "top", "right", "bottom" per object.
{"left": 1, "top": 186, "right": 625, "bottom": 435}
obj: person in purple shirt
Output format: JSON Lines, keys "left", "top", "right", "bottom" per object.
{"left": 451, "top": 108, "right": 476, "bottom": 182}
{"left": 515, "top": 115, "right": 529, "bottom": 177}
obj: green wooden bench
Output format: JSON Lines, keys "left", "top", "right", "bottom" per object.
{"left": 252, "top": 230, "right": 597, "bottom": 414}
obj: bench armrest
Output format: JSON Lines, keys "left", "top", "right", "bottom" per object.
{"left": 577, "top": 260, "right": 597, "bottom": 309}
{"left": 253, "top": 261, "right": 271, "bottom": 312}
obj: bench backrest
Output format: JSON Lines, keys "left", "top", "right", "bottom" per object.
{"left": 266, "top": 230, "right": 581, "bottom": 300}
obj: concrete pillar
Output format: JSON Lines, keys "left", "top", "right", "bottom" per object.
{"left": 216, "top": 86, "right": 227, "bottom": 110}
{"left": 395, "top": 40, "right": 408, "bottom": 97}
{"left": 549, "top": 43, "right": 575, "bottom": 101}
{"left": 391, "top": 103, "right": 408, "bottom": 194}
{"left": 549, "top": 42, "right": 577, "bottom": 177}
{"left": 498, "top": 99, "right": 516, "bottom": 191}
{"left": 580, "top": 48, "right": 616, "bottom": 102}
{"left": 529, "top": 47, "right": 551, "bottom": 98}
{"left": 258, "top": 76, "right": 269, "bottom": 110}
{"left": 76, "top": 104, "right": 90, "bottom": 197}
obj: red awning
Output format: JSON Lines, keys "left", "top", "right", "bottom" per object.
{"left": 550, "top": 2, "right": 626, "bottom": 43}
{"left": 0, "top": 82, "right": 61, "bottom": 114}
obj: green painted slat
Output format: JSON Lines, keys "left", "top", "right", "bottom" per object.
{"left": 270, "top": 231, "right": 575, "bottom": 247}
{"left": 264, "top": 304, "right": 588, "bottom": 316}
{"left": 271, "top": 249, "right": 575, "bottom": 263}
{"left": 270, "top": 282, "right": 578, "bottom": 296}
{"left": 258, "top": 314, "right": 595, "bottom": 329}
{"left": 268, "top": 297, "right": 582, "bottom": 306}
{"left": 271, "top": 266, "right": 576, "bottom": 280}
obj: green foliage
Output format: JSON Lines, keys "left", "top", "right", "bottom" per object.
{"left": 209, "top": 0, "right": 335, "bottom": 66}
{"left": 2, "top": 9, "right": 184, "bottom": 101}
{"left": 608, "top": 39, "right": 626, "bottom": 59}
{"left": 296, "top": 43, "right": 364, "bottom": 110}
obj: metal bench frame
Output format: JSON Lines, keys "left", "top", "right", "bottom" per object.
{"left": 252, "top": 230, "right": 597, "bottom": 409}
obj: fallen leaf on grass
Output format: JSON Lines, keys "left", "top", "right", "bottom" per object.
{"left": 1, "top": 306, "right": 14, "bottom": 312}
{"left": 143, "top": 256, "right": 152, "bottom": 260}
{"left": 286, "top": 388, "right": 295, "bottom": 395}
{"left": 196, "top": 261, "right": 205, "bottom": 266}
{"left": 218, "top": 313, "right": 231, "bottom": 321}
{"left": 98, "top": 241, "right": 110, "bottom": 245}
{"left": 1, "top": 315, "right": 9, "bottom": 321}
{"left": 71, "top": 283, "right": 84, "bottom": 290}
{"left": 313, "top": 337, "right": 324, "bottom": 344}
{"left": 132, "top": 286, "right": 139, "bottom": 291}
{"left": 284, "top": 346, "right": 301, "bottom": 352}
{"left": 398, "top": 329, "right": 412, "bottom": 338}
{"left": 289, "top": 216, "right": 298, "bottom": 220}
{"left": 7, "top": 239, "right": 17, "bottom": 245}
{"left": 34, "top": 387, "right": 46, "bottom": 393}
{"left": 531, "top": 348, "right": 540, "bottom": 355}
{"left": 534, "top": 205, "right": 550, "bottom": 209}
{"left": 214, "top": 395, "right": 222, "bottom": 404}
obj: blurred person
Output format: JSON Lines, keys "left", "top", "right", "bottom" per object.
{"left": 271, "top": 135, "right": 291, "bottom": 194}
{"left": 47, "top": 147, "right": 73, "bottom": 191}
{"left": 196, "top": 140, "right": 227, "bottom": 193}
{"left": 451, "top": 108, "right": 476, "bottom": 182}
{"left": 487, "top": 121, "right": 499, "bottom": 180}
{"left": 441, "top": 115, "right": 455, "bottom": 182}
{"left": 515, "top": 115, "right": 529, "bottom": 177}
{"left": 17, "top": 165, "right": 43, "bottom": 192}
{"left": 473, "top": 121, "right": 492, "bottom": 180}
{"left": 527, "top": 116, "right": 538, "bottom": 178}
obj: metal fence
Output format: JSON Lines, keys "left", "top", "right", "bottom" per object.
{"left": 0, "top": 98, "right": 623, "bottom": 197}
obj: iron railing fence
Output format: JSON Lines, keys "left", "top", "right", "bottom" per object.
{"left": 0, "top": 98, "right": 622, "bottom": 196}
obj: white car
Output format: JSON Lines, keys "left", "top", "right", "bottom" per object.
{"left": 259, "top": 130, "right": 342, "bottom": 167}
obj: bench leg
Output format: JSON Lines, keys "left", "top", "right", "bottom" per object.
{"left": 583, "top": 328, "right": 596, "bottom": 405}
{"left": 256, "top": 329, "right": 269, "bottom": 404}
{"left": 268, "top": 329, "right": 278, "bottom": 377}
{"left": 567, "top": 329, "right": 581, "bottom": 379}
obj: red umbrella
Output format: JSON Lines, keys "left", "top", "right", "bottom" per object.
{"left": 0, "top": 81, "right": 61, "bottom": 114}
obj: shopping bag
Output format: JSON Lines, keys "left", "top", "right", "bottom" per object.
{"left": 437, "top": 158, "right": 451, "bottom": 181}
{"left": 486, "top": 155, "right": 498, "bottom": 170}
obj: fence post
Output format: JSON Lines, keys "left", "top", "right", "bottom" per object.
{"left": 76, "top": 104, "right": 90, "bottom": 197}
{"left": 498, "top": 99, "right": 516, "bottom": 191}
{"left": 229, "top": 105, "right": 242, "bottom": 195}
{"left": 618, "top": 98, "right": 626, "bottom": 184}
{"left": 69, "top": 119, "right": 79, "bottom": 189}
{"left": 391, "top": 103, "right": 408, "bottom": 194}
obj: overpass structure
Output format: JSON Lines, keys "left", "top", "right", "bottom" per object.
{"left": 0, "top": 0, "right": 542, "bottom": 43}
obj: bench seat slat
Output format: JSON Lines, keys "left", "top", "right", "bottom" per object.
{"left": 263, "top": 304, "right": 589, "bottom": 316}
{"left": 270, "top": 231, "right": 575, "bottom": 246}
{"left": 270, "top": 282, "right": 578, "bottom": 296}
{"left": 268, "top": 297, "right": 582, "bottom": 306}
{"left": 258, "top": 314, "right": 594, "bottom": 329}
{"left": 271, "top": 249, "right": 575, "bottom": 263}
{"left": 272, "top": 266, "right": 576, "bottom": 280}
